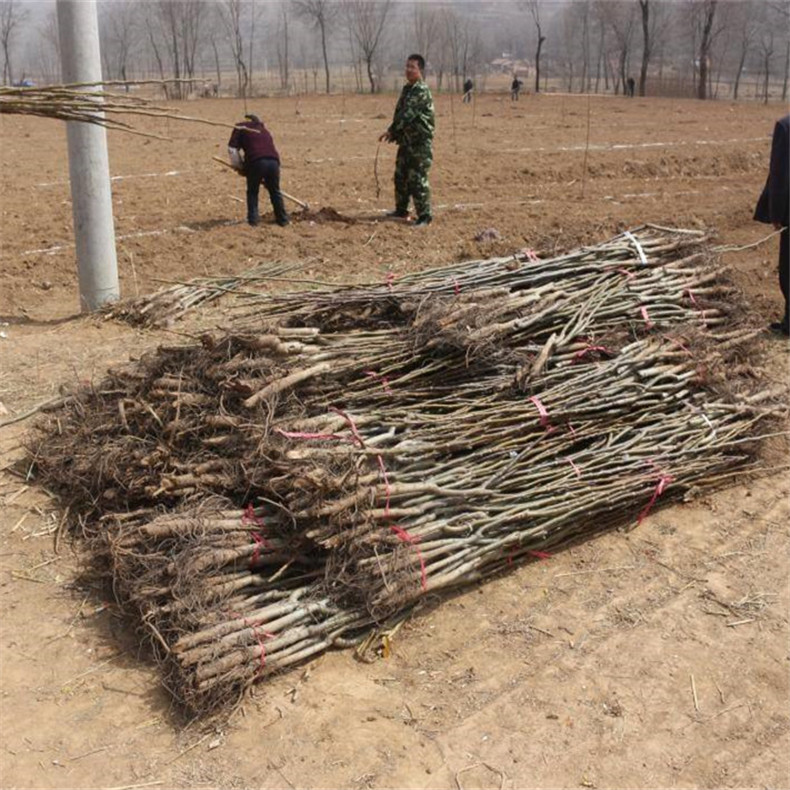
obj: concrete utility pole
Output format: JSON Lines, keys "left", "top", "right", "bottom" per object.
{"left": 56, "top": 0, "right": 119, "bottom": 312}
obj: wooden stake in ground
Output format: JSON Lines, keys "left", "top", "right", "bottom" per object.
{"left": 449, "top": 91, "right": 458, "bottom": 154}
{"left": 374, "top": 141, "right": 382, "bottom": 200}
{"left": 581, "top": 92, "right": 592, "bottom": 199}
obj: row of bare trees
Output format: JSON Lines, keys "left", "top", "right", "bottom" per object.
{"left": 1, "top": 0, "right": 787, "bottom": 102}
{"left": 542, "top": 0, "right": 789, "bottom": 102}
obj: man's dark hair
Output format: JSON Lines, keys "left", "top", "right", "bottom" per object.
{"left": 407, "top": 54, "right": 425, "bottom": 73}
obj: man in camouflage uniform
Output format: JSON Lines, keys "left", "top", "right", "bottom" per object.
{"left": 379, "top": 54, "right": 435, "bottom": 226}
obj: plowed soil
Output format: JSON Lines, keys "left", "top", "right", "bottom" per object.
{"left": 1, "top": 92, "right": 788, "bottom": 790}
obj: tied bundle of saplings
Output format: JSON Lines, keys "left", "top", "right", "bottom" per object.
{"left": 29, "top": 225, "right": 782, "bottom": 716}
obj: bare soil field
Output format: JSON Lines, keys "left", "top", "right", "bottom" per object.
{"left": 1, "top": 92, "right": 788, "bottom": 790}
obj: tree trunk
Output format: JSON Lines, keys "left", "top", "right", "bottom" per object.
{"left": 534, "top": 30, "right": 545, "bottom": 93}
{"left": 763, "top": 53, "right": 771, "bottom": 104}
{"left": 211, "top": 37, "right": 221, "bottom": 91}
{"left": 248, "top": 6, "right": 255, "bottom": 96}
{"left": 619, "top": 49, "right": 627, "bottom": 95}
{"left": 283, "top": 9, "right": 289, "bottom": 91}
{"left": 733, "top": 47, "right": 747, "bottom": 99}
{"left": 696, "top": 1, "right": 716, "bottom": 100}
{"left": 594, "top": 22, "right": 603, "bottom": 93}
{"left": 320, "top": 19, "right": 330, "bottom": 93}
{"left": 366, "top": 56, "right": 375, "bottom": 93}
{"left": 147, "top": 26, "right": 168, "bottom": 97}
{"left": 638, "top": 0, "right": 650, "bottom": 96}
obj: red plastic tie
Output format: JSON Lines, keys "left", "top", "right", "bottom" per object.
{"left": 637, "top": 474, "right": 673, "bottom": 525}
{"left": 390, "top": 524, "right": 427, "bottom": 590}
{"left": 250, "top": 530, "right": 272, "bottom": 567}
{"left": 685, "top": 289, "right": 707, "bottom": 327}
{"left": 453, "top": 278, "right": 461, "bottom": 295}
{"left": 568, "top": 459, "right": 581, "bottom": 478}
{"left": 666, "top": 336, "right": 692, "bottom": 356}
{"left": 529, "top": 395, "right": 551, "bottom": 429}
{"left": 330, "top": 407, "right": 366, "bottom": 448}
{"left": 241, "top": 505, "right": 270, "bottom": 567}
{"left": 640, "top": 305, "right": 655, "bottom": 329}
{"left": 242, "top": 503, "right": 264, "bottom": 527}
{"left": 254, "top": 627, "right": 275, "bottom": 671}
{"left": 572, "top": 345, "right": 613, "bottom": 363}
{"left": 364, "top": 370, "right": 393, "bottom": 395}
{"left": 525, "top": 248, "right": 540, "bottom": 263}
{"left": 377, "top": 454, "right": 392, "bottom": 517}
{"left": 386, "top": 272, "right": 396, "bottom": 291}
{"left": 528, "top": 550, "right": 552, "bottom": 560}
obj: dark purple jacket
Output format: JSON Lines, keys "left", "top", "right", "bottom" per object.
{"left": 755, "top": 115, "right": 789, "bottom": 226}
{"left": 228, "top": 120, "right": 280, "bottom": 164}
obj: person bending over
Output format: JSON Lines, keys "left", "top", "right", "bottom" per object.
{"left": 228, "top": 113, "right": 289, "bottom": 227}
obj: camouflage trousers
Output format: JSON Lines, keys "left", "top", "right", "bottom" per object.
{"left": 394, "top": 144, "right": 432, "bottom": 219}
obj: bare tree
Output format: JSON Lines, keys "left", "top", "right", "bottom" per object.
{"left": 433, "top": 13, "right": 451, "bottom": 91}
{"left": 600, "top": 1, "right": 635, "bottom": 95}
{"left": 637, "top": 0, "right": 672, "bottom": 96}
{"left": 99, "top": 1, "right": 139, "bottom": 86}
{"left": 143, "top": 0, "right": 206, "bottom": 98}
{"left": 728, "top": 1, "right": 757, "bottom": 99}
{"left": 220, "top": 0, "right": 250, "bottom": 99}
{"left": 559, "top": 3, "right": 584, "bottom": 92}
{"left": 580, "top": 0, "right": 591, "bottom": 91}
{"left": 524, "top": 0, "right": 546, "bottom": 93}
{"left": 342, "top": 0, "right": 391, "bottom": 93}
{"left": 294, "top": 0, "right": 336, "bottom": 94}
{"left": 1, "top": 0, "right": 28, "bottom": 85}
{"left": 765, "top": 1, "right": 790, "bottom": 101}
{"left": 143, "top": 5, "right": 168, "bottom": 89}
{"left": 276, "top": 2, "right": 291, "bottom": 92}
{"left": 442, "top": 8, "right": 478, "bottom": 92}
{"left": 181, "top": 0, "right": 205, "bottom": 85}
{"left": 35, "top": 7, "right": 60, "bottom": 84}
{"left": 591, "top": 2, "right": 609, "bottom": 92}
{"left": 757, "top": 26, "right": 774, "bottom": 104}
{"left": 413, "top": 5, "right": 440, "bottom": 68}
{"left": 637, "top": 0, "right": 650, "bottom": 96}
{"left": 248, "top": 2, "right": 262, "bottom": 95}
{"left": 209, "top": 30, "right": 223, "bottom": 93}
{"left": 694, "top": 0, "right": 717, "bottom": 99}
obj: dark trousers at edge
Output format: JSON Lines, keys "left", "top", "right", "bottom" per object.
{"left": 246, "top": 157, "right": 288, "bottom": 225}
{"left": 780, "top": 227, "right": 789, "bottom": 329}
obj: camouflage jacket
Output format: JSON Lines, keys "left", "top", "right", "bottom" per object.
{"left": 387, "top": 80, "right": 435, "bottom": 150}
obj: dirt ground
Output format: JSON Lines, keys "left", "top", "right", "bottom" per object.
{"left": 1, "top": 91, "right": 788, "bottom": 790}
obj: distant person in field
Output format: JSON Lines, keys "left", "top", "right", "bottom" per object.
{"left": 754, "top": 113, "right": 790, "bottom": 336}
{"left": 463, "top": 78, "right": 474, "bottom": 103}
{"left": 379, "top": 53, "right": 436, "bottom": 227}
{"left": 227, "top": 113, "right": 289, "bottom": 227}
{"left": 626, "top": 76, "right": 636, "bottom": 97}
{"left": 510, "top": 75, "right": 523, "bottom": 101}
